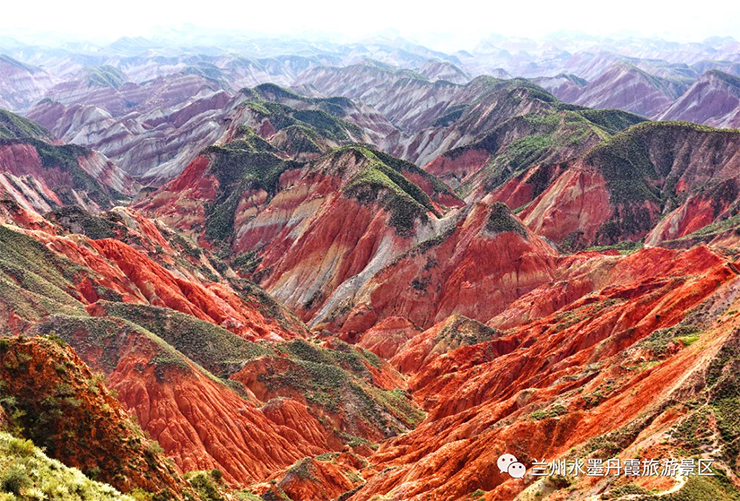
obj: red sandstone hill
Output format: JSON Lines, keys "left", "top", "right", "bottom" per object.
{"left": 0, "top": 205, "right": 420, "bottom": 494}
{"left": 0, "top": 213, "right": 420, "bottom": 490}
{"left": 138, "top": 143, "right": 462, "bottom": 325}
{"left": 422, "top": 106, "right": 646, "bottom": 204}
{"left": 0, "top": 208, "right": 308, "bottom": 341}
{"left": 520, "top": 122, "right": 740, "bottom": 249}
{"left": 349, "top": 245, "right": 740, "bottom": 501}
{"left": 25, "top": 314, "right": 323, "bottom": 486}
{"left": 325, "top": 202, "right": 558, "bottom": 334}
{"left": 0, "top": 109, "right": 137, "bottom": 214}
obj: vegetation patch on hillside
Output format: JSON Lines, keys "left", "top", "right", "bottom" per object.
{"left": 254, "top": 339, "right": 425, "bottom": 440}
{"left": 83, "top": 65, "right": 126, "bottom": 89}
{"left": 342, "top": 147, "right": 438, "bottom": 236}
{"left": 243, "top": 87, "right": 363, "bottom": 142}
{"left": 203, "top": 141, "right": 301, "bottom": 241}
{"left": 485, "top": 202, "right": 527, "bottom": 236}
{"left": 97, "top": 302, "right": 270, "bottom": 377}
{"left": 0, "top": 109, "right": 51, "bottom": 140}
{"left": 0, "top": 431, "right": 132, "bottom": 501}
{"left": 0, "top": 226, "right": 89, "bottom": 322}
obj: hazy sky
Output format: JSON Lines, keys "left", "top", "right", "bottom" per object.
{"left": 2, "top": 0, "right": 739, "bottom": 51}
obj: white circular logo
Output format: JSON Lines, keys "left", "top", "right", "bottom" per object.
{"left": 508, "top": 461, "right": 526, "bottom": 479}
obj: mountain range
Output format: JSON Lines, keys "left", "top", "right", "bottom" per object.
{"left": 1, "top": 32, "right": 740, "bottom": 501}
{"left": 0, "top": 33, "right": 739, "bottom": 186}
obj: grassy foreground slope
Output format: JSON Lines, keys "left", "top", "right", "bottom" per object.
{"left": 0, "top": 432, "right": 132, "bottom": 501}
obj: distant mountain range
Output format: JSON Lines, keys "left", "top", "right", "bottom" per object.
{"left": 2, "top": 33, "right": 739, "bottom": 187}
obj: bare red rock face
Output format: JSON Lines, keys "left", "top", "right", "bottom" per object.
{"left": 519, "top": 166, "right": 614, "bottom": 245}
{"left": 86, "top": 237, "right": 300, "bottom": 340}
{"left": 133, "top": 154, "right": 218, "bottom": 238}
{"left": 389, "top": 314, "right": 511, "bottom": 375}
{"left": 424, "top": 148, "right": 492, "bottom": 190}
{"left": 261, "top": 398, "right": 329, "bottom": 450}
{"left": 418, "top": 105, "right": 613, "bottom": 210}
{"left": 518, "top": 123, "right": 740, "bottom": 249}
{"left": 347, "top": 245, "right": 740, "bottom": 500}
{"left": 333, "top": 202, "right": 558, "bottom": 334}
{"left": 486, "top": 163, "right": 566, "bottom": 211}
{"left": 357, "top": 316, "right": 422, "bottom": 360}
{"left": 45, "top": 231, "right": 298, "bottom": 340}
{"left": 138, "top": 146, "right": 459, "bottom": 327}
{"left": 230, "top": 339, "right": 419, "bottom": 452}
{"left": 27, "top": 315, "right": 323, "bottom": 487}
{"left": 0, "top": 140, "right": 136, "bottom": 215}
{"left": 0, "top": 208, "right": 415, "bottom": 495}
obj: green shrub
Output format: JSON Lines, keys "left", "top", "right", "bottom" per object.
{"left": 1, "top": 464, "right": 31, "bottom": 495}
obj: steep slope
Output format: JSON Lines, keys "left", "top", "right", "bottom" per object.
{"left": 0, "top": 431, "right": 133, "bottom": 501}
{"left": 237, "top": 146, "right": 459, "bottom": 321}
{"left": 659, "top": 70, "right": 740, "bottom": 128}
{"left": 79, "top": 300, "right": 420, "bottom": 453}
{"left": 648, "top": 203, "right": 740, "bottom": 250}
{"left": 295, "top": 67, "right": 536, "bottom": 135}
{"left": 39, "top": 70, "right": 222, "bottom": 119}
{"left": 26, "top": 314, "right": 321, "bottom": 486}
{"left": 294, "top": 64, "right": 455, "bottom": 132}
{"left": 6, "top": 300, "right": 418, "bottom": 491}
{"left": 0, "top": 336, "right": 188, "bottom": 498}
{"left": 221, "top": 90, "right": 367, "bottom": 159}
{"left": 26, "top": 82, "right": 399, "bottom": 185}
{"left": 0, "top": 120, "right": 137, "bottom": 214}
{"left": 0, "top": 193, "right": 308, "bottom": 337}
{"left": 0, "top": 204, "right": 322, "bottom": 488}
{"left": 139, "top": 144, "right": 461, "bottom": 323}
{"left": 389, "top": 314, "right": 504, "bottom": 374}
{"left": 0, "top": 55, "right": 55, "bottom": 112}
{"left": 27, "top": 89, "right": 231, "bottom": 184}
{"left": 0, "top": 204, "right": 331, "bottom": 489}
{"left": 0, "top": 207, "right": 419, "bottom": 494}
{"left": 417, "top": 60, "right": 471, "bottom": 84}
{"left": 22, "top": 71, "right": 231, "bottom": 184}
{"left": 566, "top": 63, "right": 690, "bottom": 118}
{"left": 520, "top": 122, "right": 740, "bottom": 249}
{"left": 247, "top": 83, "right": 398, "bottom": 148}
{"left": 357, "top": 316, "right": 422, "bottom": 360}
{"left": 230, "top": 338, "right": 423, "bottom": 449}
{"left": 390, "top": 81, "right": 566, "bottom": 166}
{"left": 423, "top": 105, "right": 646, "bottom": 204}
{"left": 533, "top": 73, "right": 588, "bottom": 102}
{"left": 0, "top": 109, "right": 53, "bottom": 140}
{"left": 350, "top": 245, "right": 740, "bottom": 501}
{"left": 644, "top": 178, "right": 740, "bottom": 247}
{"left": 253, "top": 455, "right": 365, "bottom": 501}
{"left": 324, "top": 202, "right": 558, "bottom": 334}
